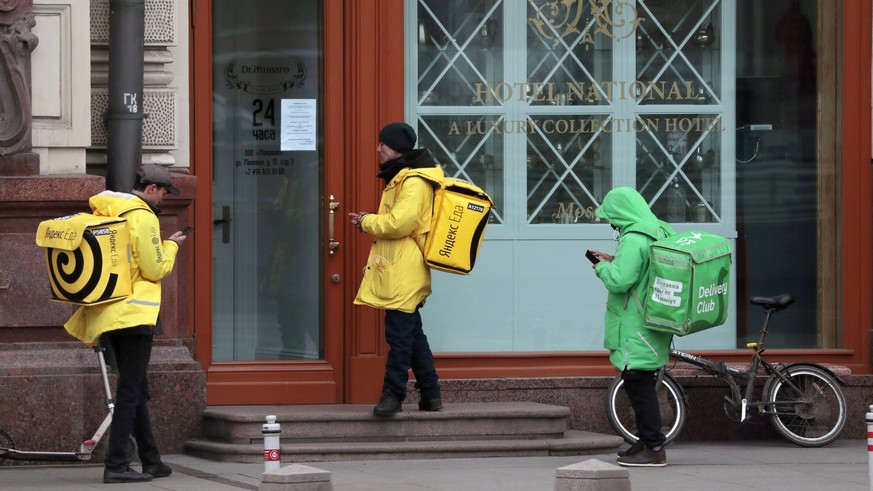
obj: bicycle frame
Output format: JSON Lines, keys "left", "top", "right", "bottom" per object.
{"left": 607, "top": 294, "right": 848, "bottom": 447}
{"left": 666, "top": 305, "right": 787, "bottom": 423}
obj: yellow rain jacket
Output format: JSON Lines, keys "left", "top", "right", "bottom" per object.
{"left": 354, "top": 161, "right": 444, "bottom": 313}
{"left": 64, "top": 191, "right": 179, "bottom": 345}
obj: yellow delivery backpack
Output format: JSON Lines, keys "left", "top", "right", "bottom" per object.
{"left": 35, "top": 213, "right": 131, "bottom": 305}
{"left": 403, "top": 174, "right": 494, "bottom": 275}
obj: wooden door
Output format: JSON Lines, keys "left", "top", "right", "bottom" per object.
{"left": 192, "top": 0, "right": 348, "bottom": 404}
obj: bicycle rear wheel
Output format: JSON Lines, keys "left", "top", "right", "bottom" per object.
{"left": 764, "top": 364, "right": 847, "bottom": 447}
{"left": 605, "top": 372, "right": 686, "bottom": 445}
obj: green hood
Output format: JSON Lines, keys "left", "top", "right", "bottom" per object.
{"left": 596, "top": 187, "right": 673, "bottom": 239}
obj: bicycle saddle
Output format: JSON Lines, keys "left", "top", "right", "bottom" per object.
{"left": 750, "top": 294, "right": 795, "bottom": 311}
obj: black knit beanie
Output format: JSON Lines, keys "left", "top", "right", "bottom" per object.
{"left": 379, "top": 122, "right": 417, "bottom": 154}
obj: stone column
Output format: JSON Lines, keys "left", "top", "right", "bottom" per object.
{"left": 0, "top": 0, "right": 38, "bottom": 175}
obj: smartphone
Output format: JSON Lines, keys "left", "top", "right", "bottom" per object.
{"left": 585, "top": 249, "right": 600, "bottom": 264}
{"left": 180, "top": 226, "right": 194, "bottom": 236}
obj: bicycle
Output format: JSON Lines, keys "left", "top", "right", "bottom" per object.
{"left": 605, "top": 294, "right": 848, "bottom": 447}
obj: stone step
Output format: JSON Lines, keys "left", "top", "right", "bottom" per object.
{"left": 186, "top": 430, "right": 621, "bottom": 463}
{"left": 201, "top": 402, "right": 572, "bottom": 444}
{"left": 187, "top": 402, "right": 623, "bottom": 462}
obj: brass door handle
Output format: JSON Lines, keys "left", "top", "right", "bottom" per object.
{"left": 328, "top": 195, "right": 340, "bottom": 255}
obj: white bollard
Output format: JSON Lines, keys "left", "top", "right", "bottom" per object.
{"left": 262, "top": 415, "right": 281, "bottom": 474}
{"left": 867, "top": 405, "right": 873, "bottom": 491}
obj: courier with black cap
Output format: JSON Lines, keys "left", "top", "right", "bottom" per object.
{"left": 135, "top": 163, "right": 182, "bottom": 197}
{"left": 64, "top": 163, "right": 187, "bottom": 483}
{"left": 350, "top": 122, "right": 445, "bottom": 417}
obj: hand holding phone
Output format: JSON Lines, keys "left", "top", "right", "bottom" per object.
{"left": 180, "top": 226, "right": 193, "bottom": 236}
{"left": 585, "top": 249, "right": 600, "bottom": 264}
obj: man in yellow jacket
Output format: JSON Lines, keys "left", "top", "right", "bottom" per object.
{"left": 350, "top": 122, "right": 444, "bottom": 417}
{"left": 65, "top": 164, "right": 188, "bottom": 483}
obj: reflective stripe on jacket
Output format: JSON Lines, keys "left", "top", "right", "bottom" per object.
{"left": 64, "top": 191, "right": 179, "bottom": 345}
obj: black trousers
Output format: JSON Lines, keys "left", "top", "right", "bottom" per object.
{"left": 382, "top": 308, "right": 440, "bottom": 400}
{"left": 621, "top": 369, "right": 666, "bottom": 449}
{"left": 103, "top": 332, "right": 161, "bottom": 471}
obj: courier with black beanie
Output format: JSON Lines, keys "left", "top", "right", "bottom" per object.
{"left": 350, "top": 122, "right": 445, "bottom": 417}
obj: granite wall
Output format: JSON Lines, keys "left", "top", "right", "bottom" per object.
{"left": 0, "top": 340, "right": 205, "bottom": 464}
{"left": 427, "top": 371, "right": 873, "bottom": 442}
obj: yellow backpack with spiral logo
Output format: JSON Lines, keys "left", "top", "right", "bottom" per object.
{"left": 35, "top": 213, "right": 131, "bottom": 305}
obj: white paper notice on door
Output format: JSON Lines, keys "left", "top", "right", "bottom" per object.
{"left": 280, "top": 99, "right": 316, "bottom": 151}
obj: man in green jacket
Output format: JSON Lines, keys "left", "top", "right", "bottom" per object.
{"left": 589, "top": 187, "right": 675, "bottom": 467}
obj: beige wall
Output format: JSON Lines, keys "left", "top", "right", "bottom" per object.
{"left": 30, "top": 0, "right": 190, "bottom": 175}
{"left": 31, "top": 0, "right": 90, "bottom": 174}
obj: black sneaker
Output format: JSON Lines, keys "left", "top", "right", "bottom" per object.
{"left": 142, "top": 462, "right": 173, "bottom": 478}
{"left": 616, "top": 446, "right": 667, "bottom": 467}
{"left": 418, "top": 397, "right": 443, "bottom": 411}
{"left": 104, "top": 467, "right": 154, "bottom": 484}
{"left": 373, "top": 390, "right": 402, "bottom": 417}
{"left": 617, "top": 440, "right": 645, "bottom": 458}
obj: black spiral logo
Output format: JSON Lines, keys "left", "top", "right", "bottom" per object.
{"left": 47, "top": 231, "right": 119, "bottom": 304}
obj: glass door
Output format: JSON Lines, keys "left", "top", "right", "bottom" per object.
{"left": 212, "top": 1, "right": 323, "bottom": 361}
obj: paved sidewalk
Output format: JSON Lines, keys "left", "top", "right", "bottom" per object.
{"left": 0, "top": 440, "right": 868, "bottom": 490}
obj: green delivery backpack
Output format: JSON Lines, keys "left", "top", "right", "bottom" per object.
{"left": 634, "top": 230, "right": 733, "bottom": 336}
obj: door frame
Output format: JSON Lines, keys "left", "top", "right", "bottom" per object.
{"left": 341, "top": 0, "right": 411, "bottom": 403}
{"left": 192, "top": 0, "right": 347, "bottom": 404}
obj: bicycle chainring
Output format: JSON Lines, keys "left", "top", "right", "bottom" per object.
{"left": 722, "top": 396, "right": 743, "bottom": 422}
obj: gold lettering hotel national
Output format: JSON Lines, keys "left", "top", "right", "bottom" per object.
{"left": 473, "top": 81, "right": 700, "bottom": 104}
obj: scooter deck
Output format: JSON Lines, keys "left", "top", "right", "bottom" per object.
{"left": 0, "top": 447, "right": 91, "bottom": 462}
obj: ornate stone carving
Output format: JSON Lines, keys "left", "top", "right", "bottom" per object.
{"left": 0, "top": 0, "right": 24, "bottom": 12}
{"left": 0, "top": 0, "right": 37, "bottom": 156}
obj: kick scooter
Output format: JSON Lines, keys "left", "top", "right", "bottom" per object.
{"left": 0, "top": 346, "right": 115, "bottom": 464}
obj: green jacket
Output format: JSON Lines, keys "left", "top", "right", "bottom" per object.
{"left": 354, "top": 152, "right": 444, "bottom": 313}
{"left": 65, "top": 191, "right": 179, "bottom": 345}
{"left": 594, "top": 187, "right": 675, "bottom": 371}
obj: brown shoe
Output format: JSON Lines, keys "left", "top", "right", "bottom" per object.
{"left": 616, "top": 446, "right": 667, "bottom": 467}
{"left": 617, "top": 440, "right": 645, "bottom": 458}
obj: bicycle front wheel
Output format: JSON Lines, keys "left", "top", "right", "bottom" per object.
{"left": 0, "top": 428, "right": 14, "bottom": 466}
{"left": 764, "top": 364, "right": 847, "bottom": 447}
{"left": 605, "top": 372, "right": 686, "bottom": 445}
